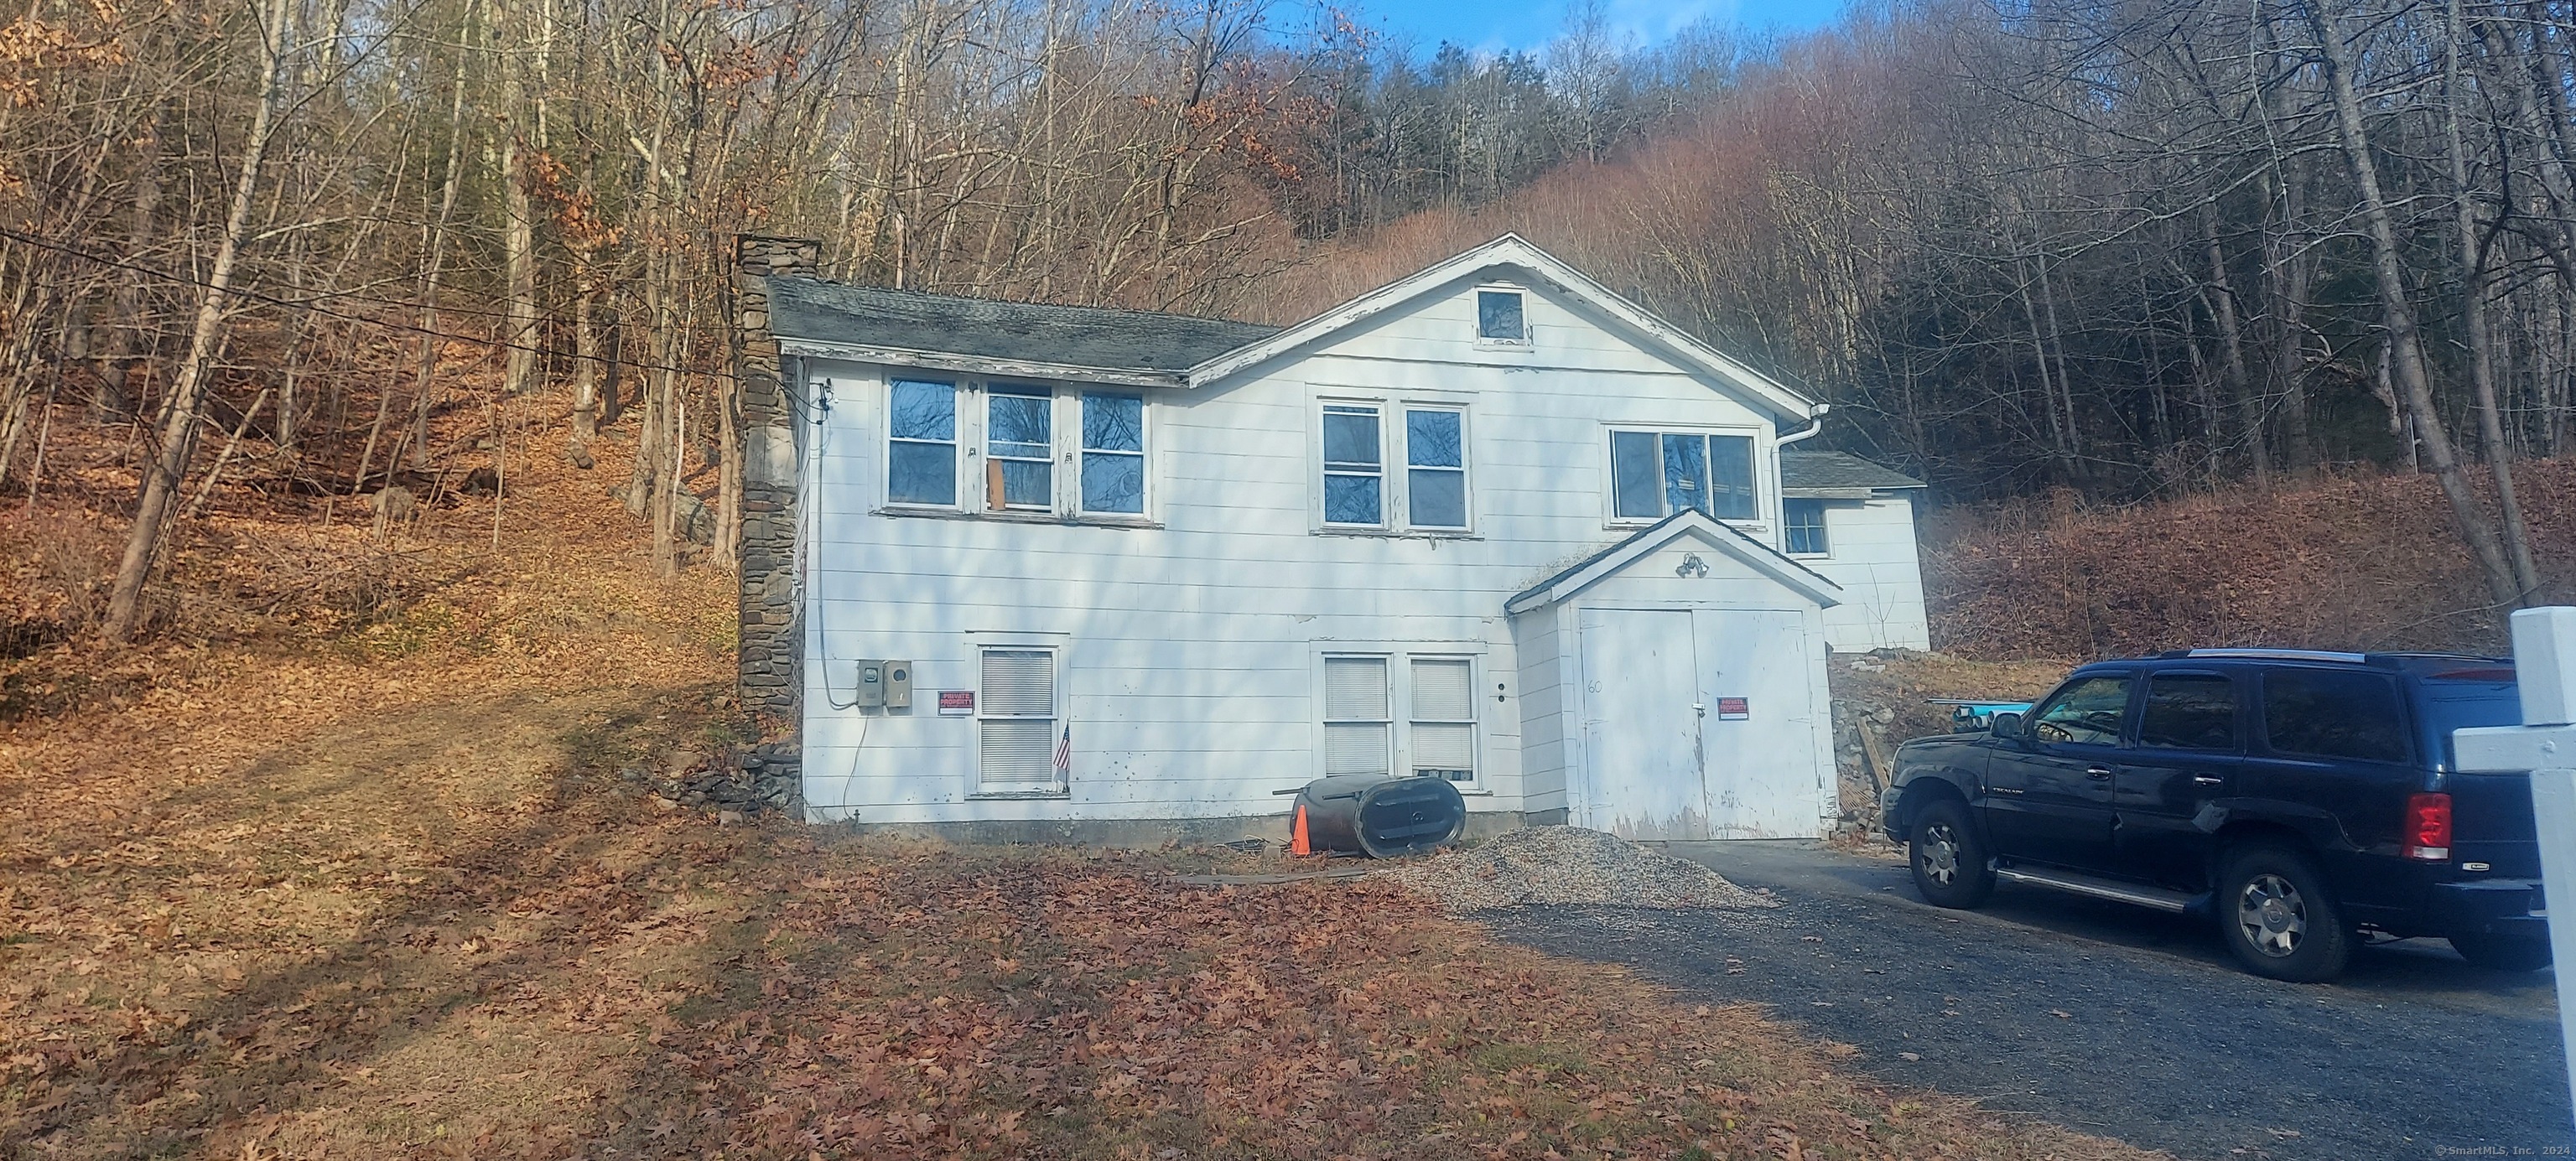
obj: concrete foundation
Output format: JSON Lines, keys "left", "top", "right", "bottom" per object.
{"left": 811, "top": 807, "right": 1567, "bottom": 849}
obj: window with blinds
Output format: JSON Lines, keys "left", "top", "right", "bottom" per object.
{"left": 1322, "top": 656, "right": 1391, "bottom": 777}
{"left": 1409, "top": 657, "right": 1476, "bottom": 783}
{"left": 979, "top": 648, "right": 1059, "bottom": 786}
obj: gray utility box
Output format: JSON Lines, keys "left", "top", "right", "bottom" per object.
{"left": 851, "top": 661, "right": 915, "bottom": 709}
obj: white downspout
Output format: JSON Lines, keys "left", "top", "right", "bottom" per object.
{"left": 1772, "top": 407, "right": 1828, "bottom": 542}
{"left": 1777, "top": 404, "right": 1829, "bottom": 448}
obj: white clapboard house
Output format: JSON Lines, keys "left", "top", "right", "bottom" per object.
{"left": 738, "top": 235, "right": 1930, "bottom": 842}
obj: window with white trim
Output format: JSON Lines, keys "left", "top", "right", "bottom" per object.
{"left": 985, "top": 384, "right": 1053, "bottom": 511}
{"left": 1404, "top": 408, "right": 1467, "bottom": 529}
{"left": 1080, "top": 392, "right": 1146, "bottom": 515}
{"left": 1784, "top": 499, "right": 1829, "bottom": 556}
{"left": 887, "top": 378, "right": 958, "bottom": 505}
{"left": 1610, "top": 429, "right": 1758, "bottom": 521}
{"left": 1322, "top": 656, "right": 1392, "bottom": 776}
{"left": 1321, "top": 404, "right": 1384, "bottom": 526}
{"left": 883, "top": 376, "right": 1153, "bottom": 520}
{"left": 1409, "top": 656, "right": 1477, "bottom": 782}
{"left": 979, "top": 648, "right": 1060, "bottom": 788}
{"left": 1476, "top": 288, "right": 1528, "bottom": 343}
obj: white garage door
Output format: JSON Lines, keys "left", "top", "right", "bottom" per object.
{"left": 1576, "top": 607, "right": 1827, "bottom": 840}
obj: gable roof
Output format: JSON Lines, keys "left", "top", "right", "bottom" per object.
{"left": 762, "top": 236, "right": 1822, "bottom": 419}
{"left": 770, "top": 278, "right": 1280, "bottom": 388}
{"left": 1187, "top": 235, "right": 1821, "bottom": 421}
{"left": 1779, "top": 450, "right": 1925, "bottom": 494}
{"left": 1504, "top": 509, "right": 1842, "bottom": 616}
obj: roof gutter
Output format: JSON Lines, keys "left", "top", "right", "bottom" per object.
{"left": 777, "top": 337, "right": 1189, "bottom": 390}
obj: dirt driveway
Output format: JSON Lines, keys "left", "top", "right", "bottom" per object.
{"left": 1483, "top": 840, "right": 2572, "bottom": 1161}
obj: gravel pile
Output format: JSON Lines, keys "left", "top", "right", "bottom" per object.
{"left": 1381, "top": 826, "right": 1778, "bottom": 912}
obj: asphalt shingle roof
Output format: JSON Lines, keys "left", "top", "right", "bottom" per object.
{"left": 769, "top": 277, "right": 1280, "bottom": 375}
{"left": 1779, "top": 449, "right": 1924, "bottom": 491}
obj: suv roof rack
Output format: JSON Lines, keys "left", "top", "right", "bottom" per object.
{"left": 2179, "top": 648, "right": 2369, "bottom": 663}
{"left": 2148, "top": 649, "right": 2514, "bottom": 670}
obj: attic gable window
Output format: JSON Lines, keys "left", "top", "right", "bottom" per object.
{"left": 1476, "top": 289, "right": 1527, "bottom": 343}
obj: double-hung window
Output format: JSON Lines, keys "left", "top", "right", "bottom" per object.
{"left": 1784, "top": 500, "right": 1829, "bottom": 556}
{"left": 886, "top": 376, "right": 1150, "bottom": 518}
{"left": 1319, "top": 653, "right": 1479, "bottom": 785}
{"left": 1408, "top": 657, "right": 1477, "bottom": 782}
{"left": 1322, "top": 656, "right": 1392, "bottom": 776}
{"left": 985, "top": 385, "right": 1053, "bottom": 511}
{"left": 887, "top": 379, "right": 959, "bottom": 505}
{"left": 979, "top": 647, "right": 1061, "bottom": 788}
{"left": 1610, "top": 429, "right": 1758, "bottom": 521}
{"left": 1322, "top": 404, "right": 1384, "bottom": 526}
{"left": 1080, "top": 392, "right": 1146, "bottom": 516}
{"left": 1405, "top": 408, "right": 1467, "bottom": 529}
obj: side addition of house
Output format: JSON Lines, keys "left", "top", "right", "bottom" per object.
{"left": 730, "top": 234, "right": 1934, "bottom": 842}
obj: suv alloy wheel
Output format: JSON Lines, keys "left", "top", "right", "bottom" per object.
{"left": 1909, "top": 798, "right": 1994, "bottom": 909}
{"left": 2216, "top": 844, "right": 2351, "bottom": 982}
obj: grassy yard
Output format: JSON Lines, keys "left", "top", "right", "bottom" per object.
{"left": 1, "top": 457, "right": 2158, "bottom": 1159}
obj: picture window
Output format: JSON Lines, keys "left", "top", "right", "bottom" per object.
{"left": 1610, "top": 429, "right": 1757, "bottom": 521}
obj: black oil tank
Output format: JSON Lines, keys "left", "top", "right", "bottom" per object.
{"left": 1293, "top": 775, "right": 1466, "bottom": 858}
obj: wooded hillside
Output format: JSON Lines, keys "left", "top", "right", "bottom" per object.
{"left": 6, "top": 0, "right": 2575, "bottom": 644}
{"left": 1927, "top": 461, "right": 2576, "bottom": 660}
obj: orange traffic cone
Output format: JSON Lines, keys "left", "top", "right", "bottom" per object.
{"left": 1291, "top": 803, "right": 1312, "bottom": 857}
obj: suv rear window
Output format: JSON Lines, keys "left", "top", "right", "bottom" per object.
{"left": 2262, "top": 668, "right": 2408, "bottom": 763}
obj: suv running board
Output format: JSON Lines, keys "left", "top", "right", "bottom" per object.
{"left": 1994, "top": 864, "right": 2201, "bottom": 914}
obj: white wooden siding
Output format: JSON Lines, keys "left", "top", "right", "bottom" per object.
{"left": 1802, "top": 496, "right": 1932, "bottom": 652}
{"left": 799, "top": 270, "right": 1826, "bottom": 824}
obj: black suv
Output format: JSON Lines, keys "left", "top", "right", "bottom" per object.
{"left": 1882, "top": 650, "right": 2547, "bottom": 982}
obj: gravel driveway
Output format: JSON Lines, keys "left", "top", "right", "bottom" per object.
{"left": 1479, "top": 840, "right": 2571, "bottom": 1161}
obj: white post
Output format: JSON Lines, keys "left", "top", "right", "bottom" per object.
{"left": 2454, "top": 607, "right": 2576, "bottom": 1131}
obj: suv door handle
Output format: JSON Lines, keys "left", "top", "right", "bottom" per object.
{"left": 2085, "top": 766, "right": 2114, "bottom": 780}
{"left": 2192, "top": 775, "right": 2224, "bottom": 786}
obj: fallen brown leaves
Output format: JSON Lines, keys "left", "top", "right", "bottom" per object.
{"left": 0, "top": 425, "right": 2159, "bottom": 1160}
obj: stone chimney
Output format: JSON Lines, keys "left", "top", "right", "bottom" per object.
{"left": 733, "top": 235, "right": 820, "bottom": 806}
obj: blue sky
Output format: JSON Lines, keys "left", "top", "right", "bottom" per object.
{"left": 1354, "top": 0, "right": 1852, "bottom": 54}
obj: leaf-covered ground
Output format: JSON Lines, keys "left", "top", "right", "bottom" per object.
{"left": 1, "top": 448, "right": 2161, "bottom": 1159}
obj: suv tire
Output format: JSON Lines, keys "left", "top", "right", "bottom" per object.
{"left": 2216, "top": 844, "right": 2351, "bottom": 982}
{"left": 2452, "top": 931, "right": 2553, "bottom": 972}
{"left": 1909, "top": 798, "right": 1994, "bottom": 909}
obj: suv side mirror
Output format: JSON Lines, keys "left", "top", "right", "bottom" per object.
{"left": 1990, "top": 712, "right": 2024, "bottom": 740}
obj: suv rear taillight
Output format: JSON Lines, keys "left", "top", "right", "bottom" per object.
{"left": 2405, "top": 792, "right": 2453, "bottom": 861}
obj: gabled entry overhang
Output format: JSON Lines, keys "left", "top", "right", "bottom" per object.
{"left": 1504, "top": 509, "right": 1844, "bottom": 616}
